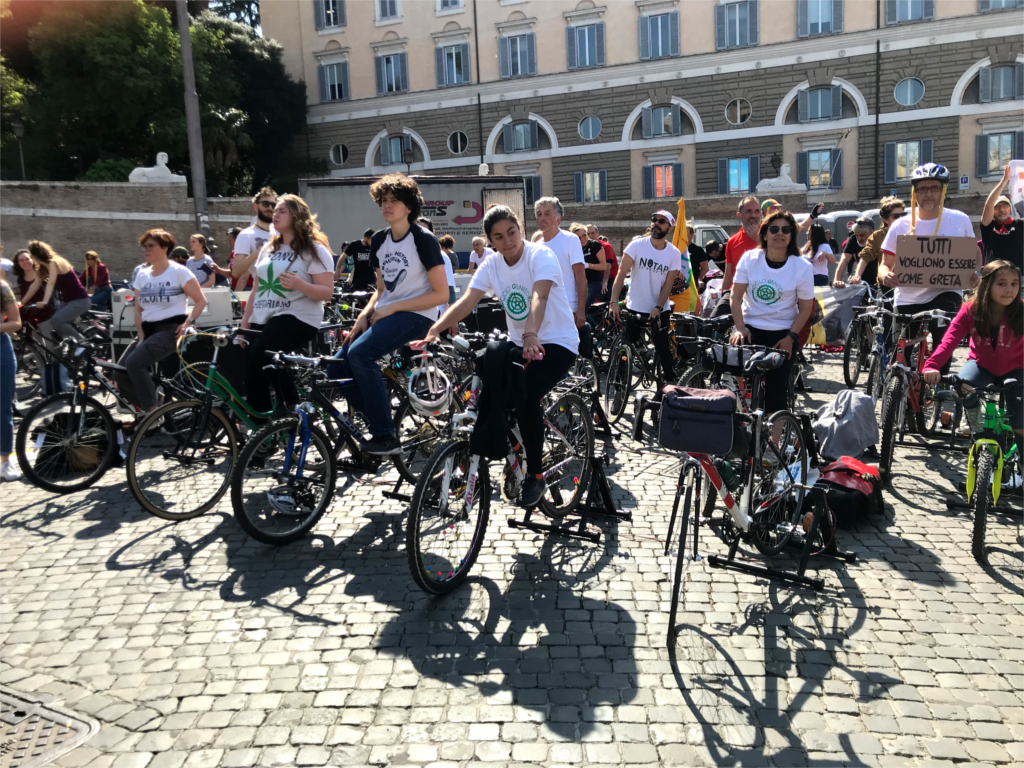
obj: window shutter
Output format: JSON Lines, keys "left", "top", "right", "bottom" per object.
{"left": 671, "top": 104, "right": 682, "bottom": 136}
{"left": 748, "top": 0, "right": 759, "bottom": 45}
{"left": 669, "top": 11, "right": 680, "bottom": 56}
{"left": 435, "top": 47, "right": 447, "bottom": 88}
{"left": 830, "top": 149, "right": 843, "bottom": 189}
{"left": 398, "top": 53, "right": 409, "bottom": 92}
{"left": 380, "top": 137, "right": 391, "bottom": 166}
{"left": 531, "top": 176, "right": 542, "bottom": 202}
{"left": 314, "top": 0, "right": 326, "bottom": 30}
{"left": 375, "top": 56, "right": 385, "bottom": 96}
{"left": 526, "top": 33, "right": 537, "bottom": 75}
{"left": 566, "top": 27, "right": 578, "bottom": 70}
{"left": 978, "top": 0, "right": 991, "bottom": 9}
{"left": 831, "top": 84, "right": 843, "bottom": 120}
{"left": 1016, "top": 62, "right": 1024, "bottom": 100}
{"left": 922, "top": 0, "right": 935, "bottom": 18}
{"left": 920, "top": 138, "right": 933, "bottom": 165}
{"left": 796, "top": 151, "right": 809, "bottom": 186}
{"left": 642, "top": 166, "right": 655, "bottom": 199}
{"left": 978, "top": 66, "right": 991, "bottom": 103}
{"left": 832, "top": 0, "right": 843, "bottom": 32}
{"left": 639, "top": 16, "right": 651, "bottom": 61}
{"left": 715, "top": 3, "right": 727, "bottom": 50}
{"left": 884, "top": 141, "right": 896, "bottom": 184}
{"left": 341, "top": 62, "right": 350, "bottom": 101}
{"left": 717, "top": 158, "right": 729, "bottom": 195}
{"left": 641, "top": 107, "right": 653, "bottom": 139}
{"left": 599, "top": 170, "right": 608, "bottom": 201}
{"left": 1015, "top": 130, "right": 1024, "bottom": 160}
{"left": 797, "top": 0, "right": 809, "bottom": 37}
{"left": 502, "top": 124, "right": 513, "bottom": 154}
{"left": 337, "top": 0, "right": 346, "bottom": 25}
{"left": 499, "top": 38, "right": 511, "bottom": 79}
{"left": 976, "top": 134, "right": 989, "bottom": 177}
{"left": 317, "top": 64, "right": 328, "bottom": 103}
{"left": 574, "top": 172, "right": 584, "bottom": 203}
{"left": 529, "top": 120, "right": 539, "bottom": 151}
{"left": 748, "top": 155, "right": 760, "bottom": 191}
{"left": 672, "top": 163, "right": 683, "bottom": 196}
{"left": 885, "top": 0, "right": 897, "bottom": 24}
{"left": 595, "top": 23, "right": 606, "bottom": 66}
{"left": 798, "top": 90, "right": 809, "bottom": 123}
{"left": 460, "top": 43, "right": 471, "bottom": 83}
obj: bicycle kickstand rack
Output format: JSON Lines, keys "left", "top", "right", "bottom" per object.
{"left": 589, "top": 390, "right": 613, "bottom": 439}
{"left": 382, "top": 475, "right": 412, "bottom": 503}
{"left": 508, "top": 455, "right": 630, "bottom": 543}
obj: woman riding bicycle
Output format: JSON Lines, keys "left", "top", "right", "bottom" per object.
{"left": 243, "top": 195, "right": 335, "bottom": 416}
{"left": 923, "top": 260, "right": 1023, "bottom": 449}
{"left": 20, "top": 241, "right": 92, "bottom": 351}
{"left": 421, "top": 205, "right": 579, "bottom": 509}
{"left": 729, "top": 210, "right": 815, "bottom": 416}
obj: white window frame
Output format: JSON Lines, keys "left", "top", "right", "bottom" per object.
{"left": 651, "top": 164, "right": 676, "bottom": 198}
{"left": 806, "top": 149, "right": 833, "bottom": 189}
{"left": 648, "top": 13, "right": 672, "bottom": 59}
{"left": 329, "top": 144, "right": 348, "bottom": 166}
{"left": 807, "top": 0, "right": 832, "bottom": 34}
{"left": 984, "top": 133, "right": 1015, "bottom": 175}
{"left": 728, "top": 157, "right": 750, "bottom": 193}
{"left": 381, "top": 54, "right": 401, "bottom": 93}
{"left": 376, "top": 0, "right": 400, "bottom": 23}
{"left": 895, "top": 0, "right": 923, "bottom": 22}
{"left": 322, "top": 0, "right": 344, "bottom": 28}
{"left": 575, "top": 25, "right": 599, "bottom": 69}
{"left": 387, "top": 136, "right": 405, "bottom": 164}
{"left": 579, "top": 116, "right": 602, "bottom": 140}
{"left": 323, "top": 62, "right": 346, "bottom": 101}
{"left": 513, "top": 123, "right": 532, "bottom": 152}
{"left": 991, "top": 66, "right": 1016, "bottom": 101}
{"left": 582, "top": 171, "right": 603, "bottom": 203}
{"left": 437, "top": 0, "right": 462, "bottom": 12}
{"left": 988, "top": 0, "right": 1019, "bottom": 6}
{"left": 508, "top": 35, "right": 529, "bottom": 77}
{"left": 651, "top": 106, "right": 673, "bottom": 137}
{"left": 725, "top": 2, "right": 749, "bottom": 48}
{"left": 894, "top": 140, "right": 922, "bottom": 180}
{"left": 725, "top": 98, "right": 751, "bottom": 125}
{"left": 894, "top": 77, "right": 925, "bottom": 106}
{"left": 807, "top": 88, "right": 833, "bottom": 121}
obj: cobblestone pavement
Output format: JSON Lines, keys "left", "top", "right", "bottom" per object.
{"left": 1, "top": 351, "right": 1022, "bottom": 768}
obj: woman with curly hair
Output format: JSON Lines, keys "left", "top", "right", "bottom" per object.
{"left": 20, "top": 241, "right": 92, "bottom": 350}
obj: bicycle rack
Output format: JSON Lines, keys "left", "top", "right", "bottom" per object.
{"left": 508, "top": 454, "right": 630, "bottom": 543}
{"left": 381, "top": 475, "right": 411, "bottom": 504}
{"left": 631, "top": 394, "right": 660, "bottom": 442}
{"left": 589, "top": 390, "right": 614, "bottom": 439}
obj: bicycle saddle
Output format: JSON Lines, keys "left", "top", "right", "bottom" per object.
{"left": 744, "top": 349, "right": 786, "bottom": 373}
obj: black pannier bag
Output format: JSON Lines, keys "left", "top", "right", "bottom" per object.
{"left": 710, "top": 343, "right": 757, "bottom": 377}
{"left": 658, "top": 385, "right": 738, "bottom": 456}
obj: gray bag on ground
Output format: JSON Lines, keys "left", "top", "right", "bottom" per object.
{"left": 812, "top": 389, "right": 878, "bottom": 460}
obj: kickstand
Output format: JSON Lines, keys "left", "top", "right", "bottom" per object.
{"left": 590, "top": 390, "right": 613, "bottom": 439}
{"left": 381, "top": 474, "right": 411, "bottom": 503}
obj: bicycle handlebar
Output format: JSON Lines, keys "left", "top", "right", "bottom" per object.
{"left": 940, "top": 374, "right": 1018, "bottom": 396}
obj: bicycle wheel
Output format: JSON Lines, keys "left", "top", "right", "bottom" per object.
{"left": 864, "top": 353, "right": 882, "bottom": 403}
{"left": 602, "top": 336, "right": 632, "bottom": 424}
{"left": 574, "top": 356, "right": 599, "bottom": 395}
{"left": 15, "top": 344, "right": 44, "bottom": 402}
{"left": 843, "top": 321, "right": 865, "bottom": 388}
{"left": 970, "top": 448, "right": 994, "bottom": 565}
{"left": 679, "top": 360, "right": 713, "bottom": 389}
{"left": 878, "top": 374, "right": 906, "bottom": 484}
{"left": 750, "top": 410, "right": 808, "bottom": 557}
{"left": 407, "top": 439, "right": 490, "bottom": 595}
{"left": 127, "top": 400, "right": 238, "bottom": 521}
{"left": 538, "top": 393, "right": 595, "bottom": 519}
{"left": 667, "top": 463, "right": 698, "bottom": 644}
{"left": 393, "top": 399, "right": 445, "bottom": 485}
{"left": 231, "top": 416, "right": 336, "bottom": 545}
{"left": 916, "top": 381, "right": 943, "bottom": 437}
{"left": 16, "top": 393, "right": 117, "bottom": 494}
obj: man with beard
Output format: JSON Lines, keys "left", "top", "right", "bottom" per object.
{"left": 232, "top": 187, "right": 277, "bottom": 331}
{"left": 609, "top": 210, "right": 684, "bottom": 384}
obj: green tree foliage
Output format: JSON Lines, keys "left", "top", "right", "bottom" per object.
{"left": 209, "top": 0, "right": 259, "bottom": 29}
{"left": 82, "top": 158, "right": 137, "bottom": 182}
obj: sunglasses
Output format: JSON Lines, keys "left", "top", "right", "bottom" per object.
{"left": 768, "top": 225, "right": 793, "bottom": 234}
{"left": 651, "top": 217, "right": 670, "bottom": 226}
{"left": 890, "top": 211, "right": 906, "bottom": 219}
{"left": 258, "top": 200, "right": 277, "bottom": 208}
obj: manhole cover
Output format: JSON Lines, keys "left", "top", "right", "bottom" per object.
{"left": 0, "top": 687, "right": 98, "bottom": 768}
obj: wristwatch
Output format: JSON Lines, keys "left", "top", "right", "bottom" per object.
{"left": 786, "top": 330, "right": 800, "bottom": 342}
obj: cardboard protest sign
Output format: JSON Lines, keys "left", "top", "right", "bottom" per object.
{"left": 893, "top": 236, "right": 980, "bottom": 290}
{"left": 1010, "top": 159, "right": 1024, "bottom": 221}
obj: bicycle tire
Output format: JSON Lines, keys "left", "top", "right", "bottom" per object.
{"left": 843, "top": 321, "right": 863, "bottom": 388}
{"left": 126, "top": 400, "right": 239, "bottom": 521}
{"left": 231, "top": 416, "right": 336, "bottom": 545}
{"left": 15, "top": 344, "right": 44, "bottom": 402}
{"left": 538, "top": 392, "right": 595, "bottom": 519}
{"left": 970, "top": 448, "right": 994, "bottom": 565}
{"left": 678, "top": 360, "right": 713, "bottom": 389}
{"left": 667, "top": 463, "right": 697, "bottom": 644}
{"left": 864, "top": 353, "right": 882, "bottom": 403}
{"left": 878, "top": 374, "right": 906, "bottom": 485}
{"left": 602, "top": 336, "right": 632, "bottom": 424}
{"left": 15, "top": 393, "right": 117, "bottom": 494}
{"left": 916, "top": 382, "right": 942, "bottom": 438}
{"left": 574, "top": 356, "right": 600, "bottom": 395}
{"left": 407, "top": 439, "right": 490, "bottom": 595}
{"left": 393, "top": 399, "right": 445, "bottom": 485}
{"left": 750, "top": 410, "right": 808, "bottom": 558}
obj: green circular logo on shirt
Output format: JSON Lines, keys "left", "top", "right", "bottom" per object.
{"left": 502, "top": 284, "right": 530, "bottom": 321}
{"left": 754, "top": 279, "right": 782, "bottom": 305}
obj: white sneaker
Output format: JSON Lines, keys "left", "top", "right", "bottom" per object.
{"left": 0, "top": 461, "right": 22, "bottom": 482}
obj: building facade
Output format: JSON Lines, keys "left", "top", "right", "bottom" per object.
{"left": 263, "top": 0, "right": 1023, "bottom": 216}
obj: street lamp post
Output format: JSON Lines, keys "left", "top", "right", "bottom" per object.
{"left": 175, "top": 0, "right": 211, "bottom": 242}
{"left": 11, "top": 119, "right": 26, "bottom": 180}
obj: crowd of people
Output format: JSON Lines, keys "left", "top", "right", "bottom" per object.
{"left": 1, "top": 161, "right": 1021, "bottom": 491}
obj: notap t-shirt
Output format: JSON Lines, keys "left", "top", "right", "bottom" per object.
{"left": 370, "top": 223, "right": 446, "bottom": 321}
{"left": 623, "top": 237, "right": 683, "bottom": 314}
{"left": 734, "top": 249, "right": 815, "bottom": 331}
{"left": 133, "top": 262, "right": 198, "bottom": 323}
{"left": 469, "top": 242, "right": 579, "bottom": 354}
{"left": 251, "top": 243, "right": 334, "bottom": 329}
{"left": 881, "top": 208, "right": 976, "bottom": 306}
{"left": 542, "top": 230, "right": 586, "bottom": 312}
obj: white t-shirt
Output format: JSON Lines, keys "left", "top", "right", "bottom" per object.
{"left": 371, "top": 223, "right": 446, "bottom": 321}
{"left": 233, "top": 224, "right": 273, "bottom": 282}
{"left": 440, "top": 250, "right": 456, "bottom": 289}
{"left": 623, "top": 237, "right": 683, "bottom": 314}
{"left": 133, "top": 262, "right": 198, "bottom": 323}
{"left": 469, "top": 248, "right": 494, "bottom": 269}
{"left": 734, "top": 249, "right": 815, "bottom": 331}
{"left": 250, "top": 243, "right": 333, "bottom": 329}
{"left": 0, "top": 258, "right": 12, "bottom": 275}
{"left": 542, "top": 230, "right": 586, "bottom": 312}
{"left": 881, "top": 208, "right": 976, "bottom": 306}
{"left": 186, "top": 255, "right": 215, "bottom": 286}
{"left": 806, "top": 244, "right": 832, "bottom": 278}
{"left": 469, "top": 241, "right": 579, "bottom": 355}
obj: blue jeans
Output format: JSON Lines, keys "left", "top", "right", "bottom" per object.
{"left": 90, "top": 287, "right": 112, "bottom": 311}
{"left": 328, "top": 311, "right": 435, "bottom": 438}
{"left": 957, "top": 359, "right": 1024, "bottom": 431}
{"left": 1, "top": 334, "right": 15, "bottom": 455}
{"left": 585, "top": 281, "right": 603, "bottom": 312}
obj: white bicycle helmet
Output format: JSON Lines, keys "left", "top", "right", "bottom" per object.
{"left": 408, "top": 361, "right": 453, "bottom": 418}
{"left": 910, "top": 162, "right": 950, "bottom": 185}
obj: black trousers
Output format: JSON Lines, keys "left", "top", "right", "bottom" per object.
{"left": 625, "top": 309, "right": 677, "bottom": 384}
{"left": 245, "top": 314, "right": 318, "bottom": 412}
{"left": 886, "top": 291, "right": 963, "bottom": 376}
{"left": 516, "top": 343, "right": 576, "bottom": 475}
{"left": 747, "top": 326, "right": 793, "bottom": 414}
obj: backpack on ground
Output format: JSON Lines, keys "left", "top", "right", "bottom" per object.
{"left": 815, "top": 456, "right": 884, "bottom": 528}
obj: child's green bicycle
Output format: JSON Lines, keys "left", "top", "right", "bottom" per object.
{"left": 941, "top": 375, "right": 1021, "bottom": 565}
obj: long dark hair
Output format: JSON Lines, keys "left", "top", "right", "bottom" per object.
{"left": 808, "top": 224, "right": 828, "bottom": 253}
{"left": 971, "top": 260, "right": 1023, "bottom": 338}
{"left": 758, "top": 211, "right": 800, "bottom": 258}
{"left": 10, "top": 249, "right": 31, "bottom": 281}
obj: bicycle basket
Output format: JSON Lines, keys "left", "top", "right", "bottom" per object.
{"left": 710, "top": 343, "right": 757, "bottom": 376}
{"left": 658, "top": 385, "right": 738, "bottom": 456}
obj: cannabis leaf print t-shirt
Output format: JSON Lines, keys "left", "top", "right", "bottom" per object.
{"left": 733, "top": 249, "right": 815, "bottom": 331}
{"left": 133, "top": 262, "right": 198, "bottom": 323}
{"left": 370, "top": 223, "right": 446, "bottom": 321}
{"left": 250, "top": 242, "right": 334, "bottom": 329}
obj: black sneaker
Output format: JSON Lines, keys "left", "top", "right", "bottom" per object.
{"left": 519, "top": 476, "right": 546, "bottom": 509}
{"left": 361, "top": 434, "right": 402, "bottom": 456}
